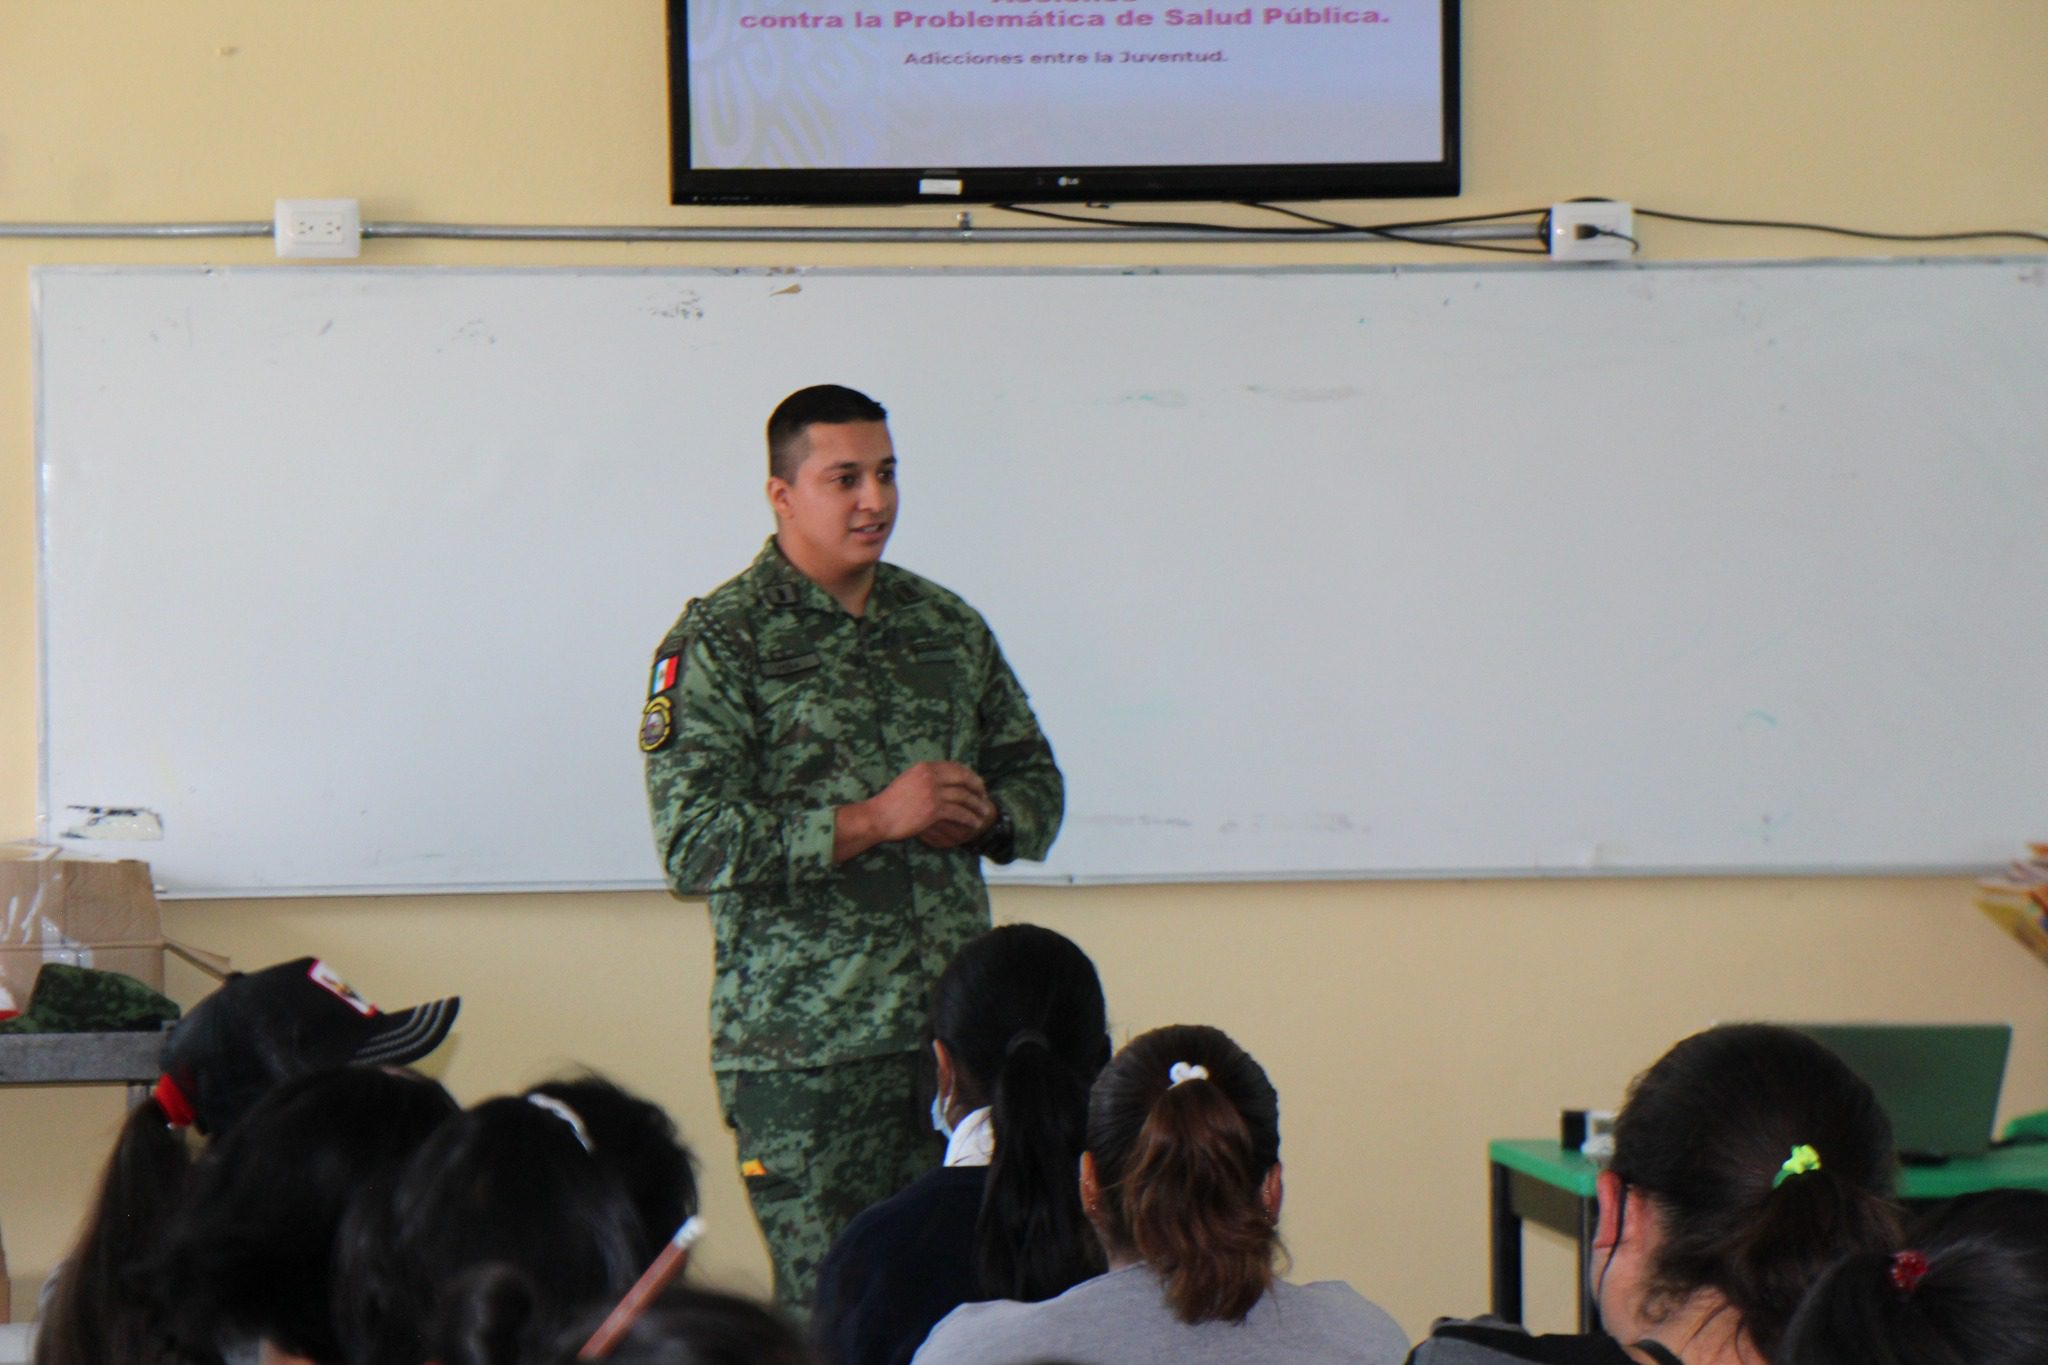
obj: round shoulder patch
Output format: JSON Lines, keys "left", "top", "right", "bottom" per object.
{"left": 639, "top": 695, "right": 675, "bottom": 753}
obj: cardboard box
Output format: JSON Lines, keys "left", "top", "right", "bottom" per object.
{"left": 0, "top": 857, "right": 166, "bottom": 1017}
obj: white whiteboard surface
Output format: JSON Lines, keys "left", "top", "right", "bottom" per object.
{"left": 33, "top": 261, "right": 2048, "bottom": 896}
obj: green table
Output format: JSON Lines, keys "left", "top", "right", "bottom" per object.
{"left": 1488, "top": 1138, "right": 2048, "bottom": 1330}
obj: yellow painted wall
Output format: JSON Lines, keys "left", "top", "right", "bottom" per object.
{"left": 2, "top": 0, "right": 2043, "bottom": 1337}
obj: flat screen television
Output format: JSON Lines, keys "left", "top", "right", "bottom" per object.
{"left": 667, "top": 0, "right": 1459, "bottom": 205}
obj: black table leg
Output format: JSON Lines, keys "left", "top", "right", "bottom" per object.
{"left": 1575, "top": 1191, "right": 1602, "bottom": 1332}
{"left": 1490, "top": 1159, "right": 1523, "bottom": 1323}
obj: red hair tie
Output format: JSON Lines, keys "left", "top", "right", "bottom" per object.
{"left": 1890, "top": 1249, "right": 1930, "bottom": 1295}
{"left": 152, "top": 1073, "right": 196, "bottom": 1129}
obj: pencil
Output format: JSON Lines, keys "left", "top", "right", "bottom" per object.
{"left": 578, "top": 1215, "right": 707, "bottom": 1359}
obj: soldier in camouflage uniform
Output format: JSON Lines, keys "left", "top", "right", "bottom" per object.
{"left": 642, "top": 384, "right": 1063, "bottom": 1310}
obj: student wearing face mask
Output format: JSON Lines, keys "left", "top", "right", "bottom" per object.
{"left": 812, "top": 924, "right": 1109, "bottom": 1365}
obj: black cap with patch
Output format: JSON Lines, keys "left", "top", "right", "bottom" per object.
{"left": 156, "top": 957, "right": 459, "bottom": 1135}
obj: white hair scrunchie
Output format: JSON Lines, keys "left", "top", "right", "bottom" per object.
{"left": 527, "top": 1093, "right": 594, "bottom": 1153}
{"left": 1168, "top": 1062, "right": 1210, "bottom": 1087}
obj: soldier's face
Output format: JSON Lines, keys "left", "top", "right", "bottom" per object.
{"left": 769, "top": 420, "right": 898, "bottom": 582}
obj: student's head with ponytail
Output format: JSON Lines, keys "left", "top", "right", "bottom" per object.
{"left": 1082, "top": 1024, "right": 1282, "bottom": 1326}
{"left": 1781, "top": 1188, "right": 2048, "bottom": 1365}
{"left": 31, "top": 1096, "right": 195, "bottom": 1365}
{"left": 1592, "top": 1023, "right": 1902, "bottom": 1361}
{"left": 931, "top": 922, "right": 1111, "bottom": 1301}
{"left": 334, "top": 1074, "right": 695, "bottom": 1365}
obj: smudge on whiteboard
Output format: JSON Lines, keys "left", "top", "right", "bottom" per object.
{"left": 60, "top": 806, "right": 164, "bottom": 841}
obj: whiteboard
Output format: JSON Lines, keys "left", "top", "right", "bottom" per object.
{"left": 33, "top": 261, "right": 2048, "bottom": 895}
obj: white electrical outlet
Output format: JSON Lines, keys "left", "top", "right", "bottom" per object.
{"left": 274, "top": 198, "right": 362, "bottom": 259}
{"left": 1548, "top": 200, "right": 1636, "bottom": 262}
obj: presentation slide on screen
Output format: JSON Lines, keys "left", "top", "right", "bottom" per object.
{"left": 685, "top": 0, "right": 1444, "bottom": 171}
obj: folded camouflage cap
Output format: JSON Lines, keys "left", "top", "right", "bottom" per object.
{"left": 0, "top": 963, "right": 180, "bottom": 1034}
{"left": 155, "top": 957, "right": 460, "bottom": 1135}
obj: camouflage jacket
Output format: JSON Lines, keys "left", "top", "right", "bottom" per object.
{"left": 643, "top": 538, "right": 1063, "bottom": 1072}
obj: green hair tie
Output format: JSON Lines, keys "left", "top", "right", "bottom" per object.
{"left": 1772, "top": 1143, "right": 1822, "bottom": 1188}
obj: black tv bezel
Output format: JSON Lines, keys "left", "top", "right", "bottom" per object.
{"left": 665, "top": 0, "right": 1460, "bottom": 206}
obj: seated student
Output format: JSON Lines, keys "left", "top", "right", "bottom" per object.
{"left": 1780, "top": 1187, "right": 2048, "bottom": 1365}
{"left": 1411, "top": 1023, "right": 1902, "bottom": 1365}
{"left": 813, "top": 924, "right": 1111, "bottom": 1365}
{"left": 913, "top": 1023, "right": 1410, "bottom": 1365}
{"left": 149, "top": 1067, "right": 459, "bottom": 1365}
{"left": 33, "top": 959, "right": 459, "bottom": 1365}
{"left": 334, "top": 1073, "right": 697, "bottom": 1365}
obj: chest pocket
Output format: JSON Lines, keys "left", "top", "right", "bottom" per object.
{"left": 887, "top": 639, "right": 973, "bottom": 756}
{"left": 757, "top": 650, "right": 824, "bottom": 736}
{"left": 899, "top": 640, "right": 968, "bottom": 708}
{"left": 755, "top": 650, "right": 846, "bottom": 790}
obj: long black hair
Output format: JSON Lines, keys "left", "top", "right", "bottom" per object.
{"left": 32, "top": 1098, "right": 196, "bottom": 1365}
{"left": 931, "top": 923, "right": 1110, "bottom": 1301}
{"left": 1782, "top": 1189, "right": 2048, "bottom": 1365}
{"left": 1606, "top": 1023, "right": 1902, "bottom": 1358}
{"left": 150, "top": 1066, "right": 457, "bottom": 1362}
{"left": 334, "top": 1075, "right": 695, "bottom": 1365}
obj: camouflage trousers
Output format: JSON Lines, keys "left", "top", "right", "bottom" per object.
{"left": 716, "top": 1051, "right": 940, "bottom": 1312}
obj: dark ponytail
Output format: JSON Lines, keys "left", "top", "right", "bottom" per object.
{"left": 1781, "top": 1189, "right": 2048, "bottom": 1365}
{"left": 1609, "top": 1024, "right": 1901, "bottom": 1358}
{"left": 1087, "top": 1024, "right": 1281, "bottom": 1325}
{"left": 930, "top": 923, "right": 1110, "bottom": 1301}
{"left": 34, "top": 1098, "right": 196, "bottom": 1365}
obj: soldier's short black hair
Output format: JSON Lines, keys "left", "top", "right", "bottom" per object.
{"left": 766, "top": 384, "right": 888, "bottom": 482}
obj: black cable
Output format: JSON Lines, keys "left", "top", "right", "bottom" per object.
{"left": 1361, "top": 236, "right": 1549, "bottom": 257}
{"left": 1243, "top": 201, "right": 1549, "bottom": 255}
{"left": 1244, "top": 203, "right": 1549, "bottom": 253}
{"left": 1245, "top": 201, "right": 1551, "bottom": 231}
{"left": 1636, "top": 207, "right": 2048, "bottom": 246}
{"left": 992, "top": 201, "right": 1549, "bottom": 254}
{"left": 993, "top": 202, "right": 1337, "bottom": 235}
{"left": 994, "top": 199, "right": 2047, "bottom": 253}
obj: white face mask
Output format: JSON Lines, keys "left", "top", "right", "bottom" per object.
{"left": 931, "top": 1091, "right": 954, "bottom": 1139}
